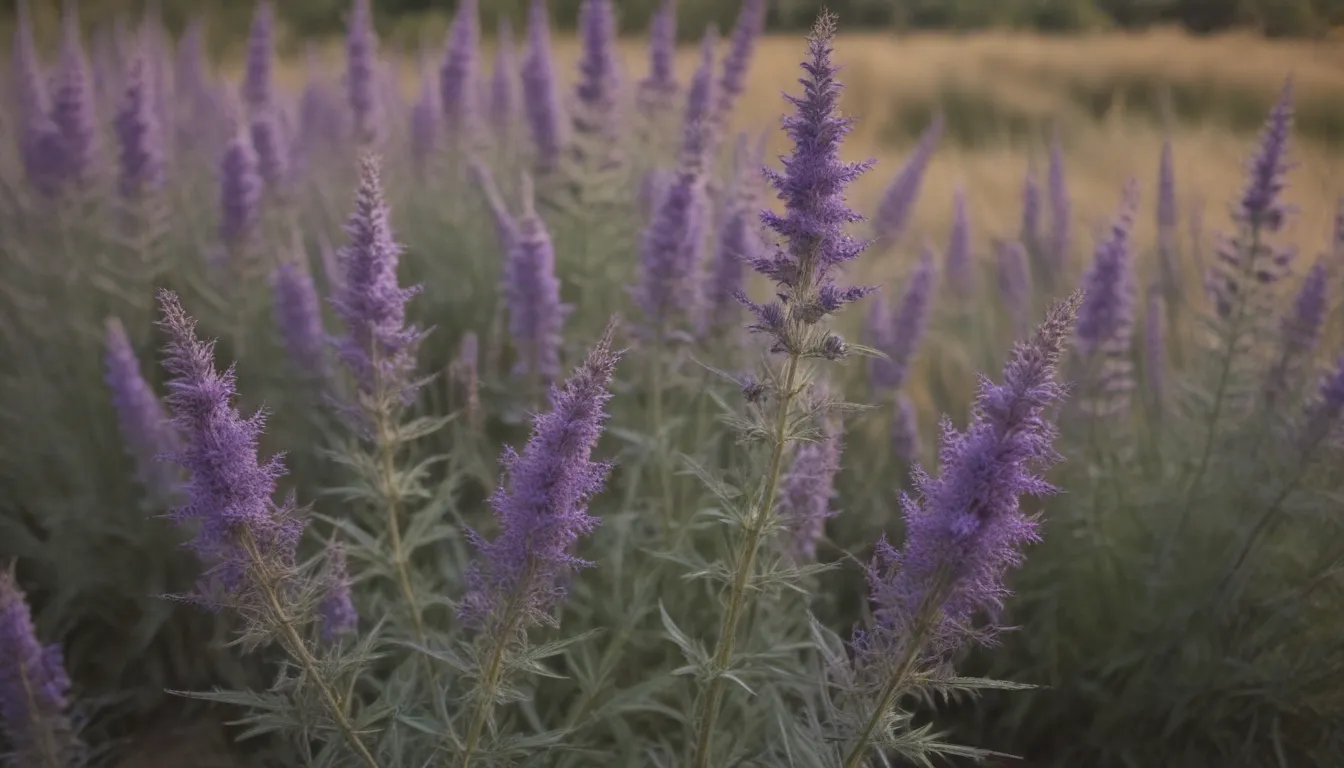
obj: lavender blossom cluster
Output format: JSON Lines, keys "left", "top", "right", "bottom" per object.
{"left": 2, "top": 3, "right": 1341, "bottom": 768}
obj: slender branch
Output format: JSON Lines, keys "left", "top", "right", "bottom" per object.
{"left": 242, "top": 532, "right": 383, "bottom": 768}
{"left": 690, "top": 352, "right": 802, "bottom": 768}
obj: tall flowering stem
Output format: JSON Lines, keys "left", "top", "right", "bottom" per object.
{"left": 0, "top": 566, "right": 78, "bottom": 768}
{"left": 521, "top": 0, "right": 563, "bottom": 173}
{"left": 104, "top": 317, "right": 179, "bottom": 499}
{"left": 841, "top": 292, "right": 1081, "bottom": 768}
{"left": 329, "top": 155, "right": 430, "bottom": 644}
{"left": 1182, "top": 80, "right": 1294, "bottom": 515}
{"left": 155, "top": 290, "right": 382, "bottom": 768}
{"left": 457, "top": 325, "right": 621, "bottom": 768}
{"left": 1074, "top": 179, "right": 1140, "bottom": 422}
{"left": 346, "top": 0, "right": 383, "bottom": 146}
{"left": 692, "top": 15, "right": 875, "bottom": 768}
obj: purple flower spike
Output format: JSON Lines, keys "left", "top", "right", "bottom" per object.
{"left": 330, "top": 155, "right": 426, "bottom": 406}
{"left": 439, "top": 0, "right": 480, "bottom": 141}
{"left": 1266, "top": 258, "right": 1328, "bottom": 401}
{"left": 1047, "top": 131, "right": 1071, "bottom": 269}
{"left": 461, "top": 323, "right": 622, "bottom": 632}
{"left": 635, "top": 33, "right": 719, "bottom": 333}
{"left": 739, "top": 13, "right": 876, "bottom": 354}
{"left": 1207, "top": 86, "right": 1297, "bottom": 320}
{"left": 573, "top": 0, "right": 621, "bottom": 143}
{"left": 505, "top": 175, "right": 565, "bottom": 383}
{"left": 1238, "top": 79, "right": 1295, "bottom": 233}
{"left": 0, "top": 567, "right": 77, "bottom": 768}
{"left": 105, "top": 317, "right": 179, "bottom": 498}
{"left": 114, "top": 49, "right": 165, "bottom": 200}
{"left": 242, "top": 1, "right": 274, "bottom": 113}
{"left": 272, "top": 258, "right": 327, "bottom": 378}
{"left": 945, "top": 187, "right": 974, "bottom": 297}
{"left": 318, "top": 543, "right": 358, "bottom": 643}
{"left": 1075, "top": 180, "right": 1140, "bottom": 360}
{"left": 868, "top": 246, "right": 936, "bottom": 392}
{"left": 347, "top": 0, "right": 383, "bottom": 146}
{"left": 780, "top": 408, "right": 844, "bottom": 562}
{"left": 156, "top": 289, "right": 305, "bottom": 605}
{"left": 714, "top": 0, "right": 766, "bottom": 128}
{"left": 873, "top": 115, "right": 943, "bottom": 246}
{"left": 522, "top": 0, "right": 564, "bottom": 173}
{"left": 638, "top": 0, "right": 679, "bottom": 117}
{"left": 219, "top": 129, "right": 262, "bottom": 250}
{"left": 706, "top": 133, "right": 768, "bottom": 333}
{"left": 490, "top": 17, "right": 518, "bottom": 134}
{"left": 856, "top": 292, "right": 1080, "bottom": 668}
{"left": 50, "top": 4, "right": 98, "bottom": 186}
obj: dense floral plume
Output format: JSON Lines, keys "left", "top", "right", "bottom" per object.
{"left": 635, "top": 32, "right": 718, "bottom": 333}
{"left": 105, "top": 317, "right": 179, "bottom": 498}
{"left": 867, "top": 246, "right": 936, "bottom": 392}
{"left": 272, "top": 257, "right": 328, "bottom": 378}
{"left": 1265, "top": 257, "right": 1327, "bottom": 401}
{"left": 504, "top": 174, "right": 565, "bottom": 383}
{"left": 461, "top": 323, "right": 622, "bottom": 631}
{"left": 439, "top": 0, "right": 480, "bottom": 141}
{"left": 638, "top": 0, "right": 679, "bottom": 117}
{"left": 738, "top": 12, "right": 876, "bottom": 355}
{"left": 156, "top": 290, "right": 304, "bottom": 604}
{"left": 241, "top": 1, "right": 274, "bottom": 113}
{"left": 1076, "top": 180, "right": 1140, "bottom": 357}
{"left": 50, "top": 3, "right": 99, "bottom": 187}
{"left": 713, "top": 0, "right": 767, "bottom": 128}
{"left": 0, "top": 566, "right": 78, "bottom": 768}
{"left": 873, "top": 115, "right": 943, "bottom": 245}
{"left": 346, "top": 0, "right": 382, "bottom": 146}
{"left": 705, "top": 133, "right": 767, "bottom": 333}
{"left": 114, "top": 47, "right": 165, "bottom": 200}
{"left": 219, "top": 126, "right": 262, "bottom": 250}
{"left": 522, "top": 0, "right": 564, "bottom": 172}
{"left": 329, "top": 155, "right": 426, "bottom": 406}
{"left": 856, "top": 292, "right": 1080, "bottom": 668}
{"left": 1238, "top": 78, "right": 1295, "bottom": 232}
{"left": 1074, "top": 180, "right": 1139, "bottom": 419}
{"left": 1208, "top": 79, "right": 1296, "bottom": 319}
{"left": 572, "top": 0, "right": 621, "bottom": 145}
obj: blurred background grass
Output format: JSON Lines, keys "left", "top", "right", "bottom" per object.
{"left": 14, "top": 0, "right": 1341, "bottom": 274}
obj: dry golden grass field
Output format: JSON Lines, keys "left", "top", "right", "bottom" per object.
{"left": 284, "top": 26, "right": 1344, "bottom": 287}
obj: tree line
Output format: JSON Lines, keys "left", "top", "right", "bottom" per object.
{"left": 9, "top": 0, "right": 1343, "bottom": 47}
